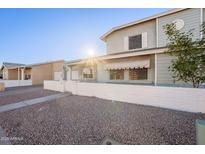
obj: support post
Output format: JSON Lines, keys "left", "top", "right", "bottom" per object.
{"left": 17, "top": 67, "right": 20, "bottom": 80}
{"left": 154, "top": 53, "right": 157, "bottom": 86}
{"left": 21, "top": 68, "right": 25, "bottom": 80}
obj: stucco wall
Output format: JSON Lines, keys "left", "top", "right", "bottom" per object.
{"left": 44, "top": 80, "right": 205, "bottom": 113}
{"left": 1, "top": 80, "right": 32, "bottom": 88}
{"left": 31, "top": 64, "right": 53, "bottom": 85}
{"left": 106, "top": 19, "right": 156, "bottom": 54}
{"left": 31, "top": 61, "right": 64, "bottom": 85}
{"left": 7, "top": 69, "right": 18, "bottom": 80}
{"left": 158, "top": 8, "right": 201, "bottom": 47}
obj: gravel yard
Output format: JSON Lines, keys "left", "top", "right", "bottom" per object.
{"left": 0, "top": 91, "right": 204, "bottom": 145}
{"left": 0, "top": 86, "right": 60, "bottom": 106}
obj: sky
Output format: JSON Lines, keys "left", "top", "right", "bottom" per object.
{"left": 0, "top": 8, "right": 170, "bottom": 65}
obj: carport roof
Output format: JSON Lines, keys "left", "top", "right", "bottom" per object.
{"left": 1, "top": 62, "right": 26, "bottom": 70}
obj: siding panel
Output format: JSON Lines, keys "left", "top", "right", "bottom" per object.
{"left": 157, "top": 53, "right": 175, "bottom": 84}
{"left": 158, "top": 8, "right": 201, "bottom": 47}
{"left": 106, "top": 20, "right": 156, "bottom": 54}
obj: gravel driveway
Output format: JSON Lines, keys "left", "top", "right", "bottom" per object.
{"left": 0, "top": 93, "right": 204, "bottom": 145}
{"left": 0, "top": 86, "right": 60, "bottom": 106}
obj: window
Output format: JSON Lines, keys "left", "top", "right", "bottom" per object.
{"left": 25, "top": 74, "right": 31, "bottom": 80}
{"left": 129, "top": 34, "right": 142, "bottom": 50}
{"left": 83, "top": 69, "right": 93, "bottom": 79}
{"left": 129, "top": 68, "right": 148, "bottom": 80}
{"left": 110, "top": 70, "right": 124, "bottom": 80}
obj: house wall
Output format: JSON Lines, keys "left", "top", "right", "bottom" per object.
{"left": 52, "top": 61, "right": 64, "bottom": 79}
{"left": 70, "top": 64, "right": 97, "bottom": 81}
{"left": 105, "top": 9, "right": 201, "bottom": 55}
{"left": 31, "top": 64, "right": 53, "bottom": 85}
{"left": 156, "top": 53, "right": 203, "bottom": 87}
{"left": 158, "top": 8, "right": 201, "bottom": 47}
{"left": 156, "top": 53, "right": 175, "bottom": 85}
{"left": 106, "top": 19, "right": 156, "bottom": 55}
{"left": 96, "top": 55, "right": 155, "bottom": 84}
{"left": 31, "top": 61, "right": 64, "bottom": 85}
{"left": 7, "top": 69, "right": 19, "bottom": 80}
{"left": 25, "top": 68, "right": 31, "bottom": 75}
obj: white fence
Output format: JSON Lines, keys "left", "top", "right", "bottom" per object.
{"left": 44, "top": 80, "right": 65, "bottom": 92}
{"left": 0, "top": 80, "right": 32, "bottom": 88}
{"left": 44, "top": 80, "right": 205, "bottom": 113}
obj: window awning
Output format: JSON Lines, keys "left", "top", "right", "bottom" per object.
{"left": 104, "top": 59, "right": 150, "bottom": 70}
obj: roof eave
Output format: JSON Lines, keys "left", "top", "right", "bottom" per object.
{"left": 100, "top": 8, "right": 187, "bottom": 42}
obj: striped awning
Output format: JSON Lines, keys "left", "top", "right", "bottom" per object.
{"left": 104, "top": 59, "right": 150, "bottom": 70}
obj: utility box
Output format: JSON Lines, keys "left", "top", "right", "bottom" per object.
{"left": 0, "top": 82, "right": 5, "bottom": 92}
{"left": 196, "top": 119, "right": 205, "bottom": 145}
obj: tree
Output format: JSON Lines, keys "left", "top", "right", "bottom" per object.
{"left": 163, "top": 23, "right": 205, "bottom": 88}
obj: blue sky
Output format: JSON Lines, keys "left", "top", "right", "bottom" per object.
{"left": 0, "top": 8, "right": 170, "bottom": 65}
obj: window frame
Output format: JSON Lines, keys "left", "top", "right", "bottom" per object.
{"left": 129, "top": 68, "right": 148, "bottom": 80}
{"left": 128, "top": 34, "right": 142, "bottom": 50}
{"left": 83, "top": 68, "right": 93, "bottom": 79}
{"left": 109, "top": 70, "right": 124, "bottom": 80}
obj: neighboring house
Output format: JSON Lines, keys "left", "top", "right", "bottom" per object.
{"left": 63, "top": 8, "right": 204, "bottom": 87}
{"left": 0, "top": 62, "right": 31, "bottom": 80}
{"left": 28, "top": 60, "right": 64, "bottom": 85}
{"left": 0, "top": 60, "right": 64, "bottom": 85}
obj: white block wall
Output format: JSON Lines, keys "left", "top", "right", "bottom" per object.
{"left": 44, "top": 80, "right": 205, "bottom": 113}
{"left": 0, "top": 80, "right": 32, "bottom": 88}
{"left": 44, "top": 80, "right": 65, "bottom": 92}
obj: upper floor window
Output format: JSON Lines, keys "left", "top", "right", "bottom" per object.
{"left": 129, "top": 34, "right": 142, "bottom": 50}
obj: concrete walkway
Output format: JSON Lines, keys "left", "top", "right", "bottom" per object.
{"left": 0, "top": 93, "right": 70, "bottom": 113}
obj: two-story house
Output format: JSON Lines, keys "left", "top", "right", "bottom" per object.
{"left": 64, "top": 8, "right": 203, "bottom": 87}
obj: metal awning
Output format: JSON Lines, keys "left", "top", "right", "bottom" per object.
{"left": 104, "top": 59, "right": 150, "bottom": 70}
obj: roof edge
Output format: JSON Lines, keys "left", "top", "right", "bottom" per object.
{"left": 100, "top": 8, "right": 187, "bottom": 42}
{"left": 26, "top": 60, "right": 64, "bottom": 67}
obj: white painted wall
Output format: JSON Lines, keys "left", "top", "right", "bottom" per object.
{"left": 0, "top": 80, "right": 32, "bottom": 88}
{"left": 44, "top": 80, "right": 65, "bottom": 92}
{"left": 44, "top": 80, "right": 205, "bottom": 113}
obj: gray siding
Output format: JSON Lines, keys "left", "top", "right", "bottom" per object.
{"left": 157, "top": 53, "right": 188, "bottom": 86}
{"left": 157, "top": 53, "right": 175, "bottom": 84}
{"left": 158, "top": 8, "right": 201, "bottom": 47}
{"left": 106, "top": 20, "right": 156, "bottom": 55}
